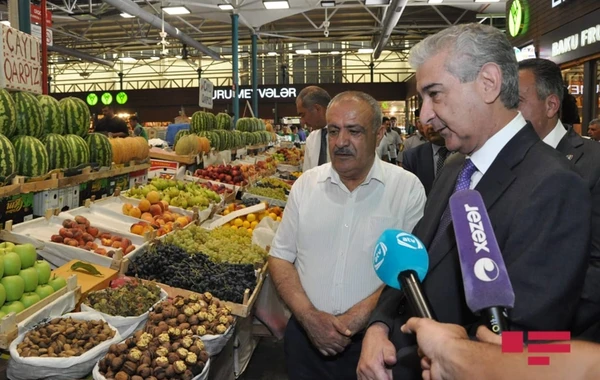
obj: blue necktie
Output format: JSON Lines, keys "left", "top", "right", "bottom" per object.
{"left": 429, "top": 159, "right": 478, "bottom": 251}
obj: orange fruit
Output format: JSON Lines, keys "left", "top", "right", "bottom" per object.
{"left": 233, "top": 218, "right": 243, "bottom": 227}
{"left": 242, "top": 221, "right": 250, "bottom": 229}
{"left": 138, "top": 199, "right": 151, "bottom": 212}
{"left": 246, "top": 214, "right": 256, "bottom": 222}
{"left": 129, "top": 207, "right": 142, "bottom": 219}
{"left": 250, "top": 221, "right": 258, "bottom": 228}
{"left": 130, "top": 224, "right": 144, "bottom": 235}
{"left": 269, "top": 212, "right": 277, "bottom": 220}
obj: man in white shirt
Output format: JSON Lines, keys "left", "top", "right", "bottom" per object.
{"left": 399, "top": 117, "right": 427, "bottom": 164}
{"left": 518, "top": 58, "right": 600, "bottom": 341}
{"left": 297, "top": 86, "right": 331, "bottom": 172}
{"left": 269, "top": 91, "right": 426, "bottom": 380}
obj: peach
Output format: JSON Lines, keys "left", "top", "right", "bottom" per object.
{"left": 122, "top": 203, "right": 133, "bottom": 215}
{"left": 160, "top": 200, "right": 169, "bottom": 211}
{"left": 141, "top": 213, "right": 154, "bottom": 223}
{"left": 149, "top": 204, "right": 163, "bottom": 217}
{"left": 129, "top": 207, "right": 142, "bottom": 219}
{"left": 176, "top": 216, "right": 189, "bottom": 226}
{"left": 130, "top": 224, "right": 144, "bottom": 235}
{"left": 146, "top": 191, "right": 161, "bottom": 204}
{"left": 138, "top": 199, "right": 151, "bottom": 212}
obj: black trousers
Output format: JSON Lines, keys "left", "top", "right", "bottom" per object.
{"left": 284, "top": 315, "right": 363, "bottom": 380}
{"left": 390, "top": 158, "right": 398, "bottom": 165}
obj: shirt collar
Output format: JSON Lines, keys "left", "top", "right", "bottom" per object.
{"left": 469, "top": 112, "right": 527, "bottom": 176}
{"left": 542, "top": 119, "right": 567, "bottom": 149}
{"left": 432, "top": 144, "right": 442, "bottom": 154}
{"left": 317, "top": 156, "right": 386, "bottom": 187}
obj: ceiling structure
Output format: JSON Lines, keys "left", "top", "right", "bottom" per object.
{"left": 0, "top": 0, "right": 507, "bottom": 66}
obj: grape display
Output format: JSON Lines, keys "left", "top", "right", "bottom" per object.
{"left": 246, "top": 186, "right": 288, "bottom": 200}
{"left": 126, "top": 242, "right": 257, "bottom": 304}
{"left": 241, "top": 197, "right": 262, "bottom": 207}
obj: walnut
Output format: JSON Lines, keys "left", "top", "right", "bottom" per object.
{"left": 181, "top": 329, "right": 192, "bottom": 336}
{"left": 174, "top": 360, "right": 187, "bottom": 374}
{"left": 199, "top": 350, "right": 209, "bottom": 363}
{"left": 219, "top": 316, "right": 229, "bottom": 325}
{"left": 127, "top": 348, "right": 143, "bottom": 362}
{"left": 155, "top": 347, "right": 169, "bottom": 357}
{"left": 181, "top": 336, "right": 193, "bottom": 349}
{"left": 188, "top": 294, "right": 199, "bottom": 302}
{"left": 195, "top": 338, "right": 205, "bottom": 351}
{"left": 198, "top": 300, "right": 208, "bottom": 309}
{"left": 210, "top": 298, "right": 220, "bottom": 307}
{"left": 173, "top": 297, "right": 185, "bottom": 308}
{"left": 122, "top": 360, "right": 137, "bottom": 376}
{"left": 196, "top": 326, "right": 206, "bottom": 336}
{"left": 216, "top": 324, "right": 227, "bottom": 334}
{"left": 153, "top": 356, "right": 169, "bottom": 368}
{"left": 177, "top": 347, "right": 189, "bottom": 360}
{"left": 168, "top": 327, "right": 181, "bottom": 337}
{"left": 115, "top": 371, "right": 130, "bottom": 380}
{"left": 206, "top": 314, "right": 215, "bottom": 323}
{"left": 187, "top": 315, "right": 199, "bottom": 326}
{"left": 203, "top": 292, "right": 213, "bottom": 301}
{"left": 131, "top": 376, "right": 144, "bottom": 380}
{"left": 116, "top": 343, "right": 129, "bottom": 354}
{"left": 135, "top": 339, "right": 149, "bottom": 349}
{"left": 168, "top": 352, "right": 179, "bottom": 364}
{"left": 158, "top": 333, "right": 170, "bottom": 344}
{"left": 185, "top": 352, "right": 197, "bottom": 366}
{"left": 136, "top": 363, "right": 152, "bottom": 378}
{"left": 111, "top": 356, "right": 125, "bottom": 371}
{"left": 183, "top": 307, "right": 195, "bottom": 317}
{"left": 197, "top": 311, "right": 208, "bottom": 321}
{"left": 190, "top": 303, "right": 201, "bottom": 313}
{"left": 177, "top": 314, "right": 187, "bottom": 324}
{"left": 165, "top": 365, "right": 176, "bottom": 378}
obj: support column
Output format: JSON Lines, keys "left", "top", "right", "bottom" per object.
{"left": 118, "top": 72, "right": 124, "bottom": 91}
{"left": 369, "top": 62, "right": 374, "bottom": 83}
{"left": 231, "top": 13, "right": 239, "bottom": 125}
{"left": 582, "top": 60, "right": 597, "bottom": 135}
{"left": 41, "top": 0, "right": 48, "bottom": 94}
{"left": 251, "top": 33, "right": 258, "bottom": 117}
{"left": 197, "top": 68, "right": 202, "bottom": 80}
{"left": 18, "top": 0, "right": 30, "bottom": 33}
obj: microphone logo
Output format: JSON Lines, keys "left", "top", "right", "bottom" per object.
{"left": 396, "top": 232, "right": 424, "bottom": 250}
{"left": 474, "top": 258, "right": 500, "bottom": 282}
{"left": 373, "top": 242, "right": 387, "bottom": 271}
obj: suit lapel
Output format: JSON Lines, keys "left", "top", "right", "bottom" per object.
{"left": 422, "top": 144, "right": 435, "bottom": 190}
{"left": 556, "top": 127, "right": 584, "bottom": 164}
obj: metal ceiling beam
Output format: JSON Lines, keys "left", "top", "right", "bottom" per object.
{"left": 49, "top": 45, "right": 115, "bottom": 66}
{"left": 101, "top": 0, "right": 222, "bottom": 60}
{"left": 373, "top": 0, "right": 408, "bottom": 59}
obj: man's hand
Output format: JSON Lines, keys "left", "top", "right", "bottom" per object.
{"left": 299, "top": 310, "right": 352, "bottom": 356}
{"left": 476, "top": 325, "right": 502, "bottom": 345}
{"left": 357, "top": 323, "right": 396, "bottom": 380}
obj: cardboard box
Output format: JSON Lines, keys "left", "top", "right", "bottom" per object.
{"left": 79, "top": 181, "right": 90, "bottom": 206}
{"left": 58, "top": 185, "right": 80, "bottom": 212}
{"left": 129, "top": 169, "right": 148, "bottom": 188}
{"left": 33, "top": 189, "right": 60, "bottom": 217}
{"left": 79, "top": 179, "right": 109, "bottom": 205}
{"left": 108, "top": 174, "right": 129, "bottom": 195}
{"left": 148, "top": 159, "right": 185, "bottom": 180}
{"left": 0, "top": 193, "right": 34, "bottom": 228}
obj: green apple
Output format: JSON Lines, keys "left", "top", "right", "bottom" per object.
{"left": 1, "top": 301, "right": 25, "bottom": 315}
{"left": 3, "top": 251, "right": 21, "bottom": 276}
{"left": 20, "top": 292, "right": 40, "bottom": 308}
{"left": 18, "top": 267, "right": 39, "bottom": 292}
{"left": 0, "top": 242, "right": 15, "bottom": 251}
{"left": 35, "top": 284, "right": 54, "bottom": 300}
{"left": 34, "top": 261, "right": 51, "bottom": 285}
{"left": 13, "top": 244, "right": 37, "bottom": 269}
{"left": 0, "top": 311, "right": 6, "bottom": 319}
{"left": 0, "top": 284, "right": 5, "bottom": 308}
{"left": 1, "top": 275, "right": 24, "bottom": 301}
{"left": 48, "top": 275, "right": 67, "bottom": 292}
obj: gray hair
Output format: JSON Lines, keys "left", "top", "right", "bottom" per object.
{"left": 590, "top": 118, "right": 600, "bottom": 127}
{"left": 518, "top": 58, "right": 564, "bottom": 104}
{"left": 297, "top": 86, "right": 331, "bottom": 108}
{"left": 328, "top": 91, "right": 382, "bottom": 135}
{"left": 409, "top": 23, "right": 519, "bottom": 109}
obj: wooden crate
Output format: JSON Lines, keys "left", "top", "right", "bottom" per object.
{"left": 16, "top": 171, "right": 61, "bottom": 194}
{"left": 0, "top": 275, "right": 81, "bottom": 349}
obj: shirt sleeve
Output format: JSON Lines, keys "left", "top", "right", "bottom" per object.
{"left": 403, "top": 176, "right": 426, "bottom": 232}
{"left": 269, "top": 176, "right": 303, "bottom": 263}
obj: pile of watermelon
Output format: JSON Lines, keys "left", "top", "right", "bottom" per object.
{"left": 190, "top": 111, "right": 216, "bottom": 133}
{"left": 236, "top": 117, "right": 266, "bottom": 132}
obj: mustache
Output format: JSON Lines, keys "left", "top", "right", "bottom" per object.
{"left": 333, "top": 147, "right": 355, "bottom": 155}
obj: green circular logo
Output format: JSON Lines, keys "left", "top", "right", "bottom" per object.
{"left": 509, "top": 0, "right": 523, "bottom": 37}
{"left": 86, "top": 93, "right": 98, "bottom": 106}
{"left": 116, "top": 91, "right": 128, "bottom": 105}
{"left": 101, "top": 92, "right": 113, "bottom": 105}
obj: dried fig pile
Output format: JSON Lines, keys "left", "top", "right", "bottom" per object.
{"left": 145, "top": 293, "right": 234, "bottom": 337}
{"left": 84, "top": 281, "right": 162, "bottom": 317}
{"left": 98, "top": 329, "right": 209, "bottom": 380}
{"left": 16, "top": 317, "right": 115, "bottom": 358}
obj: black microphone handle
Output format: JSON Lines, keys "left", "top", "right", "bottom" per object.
{"left": 399, "top": 270, "right": 437, "bottom": 320}
{"left": 483, "top": 306, "right": 509, "bottom": 335}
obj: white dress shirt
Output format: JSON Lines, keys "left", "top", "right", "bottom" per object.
{"left": 399, "top": 131, "right": 427, "bottom": 163}
{"left": 270, "top": 158, "right": 426, "bottom": 315}
{"left": 387, "top": 130, "right": 401, "bottom": 159}
{"left": 467, "top": 112, "right": 527, "bottom": 189}
{"left": 302, "top": 128, "right": 329, "bottom": 172}
{"left": 542, "top": 120, "right": 568, "bottom": 149}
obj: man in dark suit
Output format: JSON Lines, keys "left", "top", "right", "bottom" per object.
{"left": 402, "top": 123, "right": 449, "bottom": 195}
{"left": 357, "top": 23, "right": 591, "bottom": 380}
{"left": 518, "top": 58, "right": 600, "bottom": 341}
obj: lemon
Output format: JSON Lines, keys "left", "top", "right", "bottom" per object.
{"left": 247, "top": 228, "right": 253, "bottom": 234}
{"left": 269, "top": 212, "right": 277, "bottom": 220}
{"left": 246, "top": 213, "right": 257, "bottom": 222}
{"left": 242, "top": 220, "right": 251, "bottom": 228}
{"left": 233, "top": 218, "right": 243, "bottom": 227}
{"left": 251, "top": 221, "right": 258, "bottom": 228}
{"left": 276, "top": 216, "right": 282, "bottom": 222}
{"left": 231, "top": 225, "right": 238, "bottom": 230}
{"left": 223, "top": 209, "right": 230, "bottom": 216}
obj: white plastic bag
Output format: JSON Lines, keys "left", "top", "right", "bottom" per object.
{"left": 80, "top": 288, "right": 168, "bottom": 339}
{"left": 202, "top": 324, "right": 235, "bottom": 356}
{"left": 251, "top": 216, "right": 280, "bottom": 250}
{"left": 92, "top": 355, "right": 211, "bottom": 380}
{"left": 7, "top": 312, "right": 122, "bottom": 380}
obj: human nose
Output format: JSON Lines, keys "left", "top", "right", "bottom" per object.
{"left": 420, "top": 98, "right": 436, "bottom": 125}
{"left": 334, "top": 128, "right": 350, "bottom": 147}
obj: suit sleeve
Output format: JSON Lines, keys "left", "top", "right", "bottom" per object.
{"left": 402, "top": 149, "right": 416, "bottom": 174}
{"left": 504, "top": 170, "right": 591, "bottom": 332}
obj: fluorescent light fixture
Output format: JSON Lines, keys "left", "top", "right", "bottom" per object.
{"left": 175, "top": 54, "right": 183, "bottom": 59}
{"left": 0, "top": 21, "right": 10, "bottom": 26}
{"left": 70, "top": 12, "right": 101, "bottom": 21}
{"left": 218, "top": 3, "right": 234, "bottom": 10}
{"left": 267, "top": 51, "right": 279, "bottom": 56}
{"left": 427, "top": 0, "right": 443, "bottom": 3}
{"left": 330, "top": 50, "right": 341, "bottom": 55}
{"left": 150, "top": 56, "right": 160, "bottom": 60}
{"left": 120, "top": 12, "right": 135, "bottom": 18}
{"left": 364, "top": 0, "right": 390, "bottom": 5}
{"left": 118, "top": 57, "right": 137, "bottom": 63}
{"left": 475, "top": 0, "right": 500, "bottom": 2}
{"left": 263, "top": 0, "right": 290, "bottom": 9}
{"left": 358, "top": 48, "right": 374, "bottom": 54}
{"left": 321, "top": 0, "right": 336, "bottom": 7}
{"left": 162, "top": 6, "right": 191, "bottom": 15}
{"left": 295, "top": 49, "right": 312, "bottom": 55}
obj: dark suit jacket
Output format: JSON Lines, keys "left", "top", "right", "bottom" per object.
{"left": 557, "top": 127, "right": 600, "bottom": 341}
{"left": 370, "top": 124, "right": 591, "bottom": 378}
{"left": 403, "top": 143, "right": 435, "bottom": 195}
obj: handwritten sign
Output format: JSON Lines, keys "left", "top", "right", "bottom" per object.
{"left": 199, "top": 78, "right": 214, "bottom": 109}
{"left": 0, "top": 25, "right": 42, "bottom": 94}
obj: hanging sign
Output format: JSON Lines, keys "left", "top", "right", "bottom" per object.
{"left": 0, "top": 25, "right": 42, "bottom": 94}
{"left": 199, "top": 78, "right": 214, "bottom": 109}
{"left": 101, "top": 92, "right": 113, "bottom": 105}
{"left": 87, "top": 93, "right": 98, "bottom": 106}
{"left": 116, "top": 91, "right": 128, "bottom": 105}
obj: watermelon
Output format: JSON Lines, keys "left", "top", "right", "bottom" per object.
{"left": 174, "top": 129, "right": 190, "bottom": 147}
{"left": 12, "top": 91, "right": 43, "bottom": 138}
{"left": 0, "top": 133, "right": 16, "bottom": 178}
{"left": 190, "top": 111, "right": 216, "bottom": 133}
{"left": 216, "top": 113, "right": 233, "bottom": 131}
{"left": 0, "top": 89, "right": 17, "bottom": 138}
{"left": 86, "top": 133, "right": 113, "bottom": 167}
{"left": 65, "top": 134, "right": 90, "bottom": 167}
{"left": 12, "top": 135, "right": 49, "bottom": 177}
{"left": 38, "top": 95, "right": 65, "bottom": 135}
{"left": 59, "top": 97, "right": 90, "bottom": 137}
{"left": 42, "top": 133, "right": 72, "bottom": 170}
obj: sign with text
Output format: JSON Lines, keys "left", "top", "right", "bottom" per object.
{"left": 31, "top": 24, "right": 53, "bottom": 46}
{"left": 30, "top": 4, "right": 52, "bottom": 27}
{"left": 0, "top": 25, "right": 42, "bottom": 94}
{"left": 199, "top": 78, "right": 214, "bottom": 109}
{"left": 213, "top": 86, "right": 297, "bottom": 100}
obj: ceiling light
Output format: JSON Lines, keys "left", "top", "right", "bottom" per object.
{"left": 218, "top": 3, "right": 234, "bottom": 10}
{"left": 295, "top": 49, "right": 311, "bottom": 55}
{"left": 263, "top": 0, "right": 290, "bottom": 9}
{"left": 364, "top": 0, "right": 390, "bottom": 5}
{"left": 427, "top": 0, "right": 443, "bottom": 3}
{"left": 330, "top": 50, "right": 341, "bottom": 55}
{"left": 358, "top": 48, "right": 374, "bottom": 54}
{"left": 150, "top": 56, "right": 160, "bottom": 60}
{"left": 162, "top": 6, "right": 191, "bottom": 15}
{"left": 70, "top": 12, "right": 101, "bottom": 21}
{"left": 175, "top": 54, "right": 183, "bottom": 59}
{"left": 321, "top": 0, "right": 336, "bottom": 7}
{"left": 267, "top": 51, "right": 278, "bottom": 56}
{"left": 118, "top": 57, "right": 137, "bottom": 63}
{"left": 120, "top": 12, "right": 135, "bottom": 18}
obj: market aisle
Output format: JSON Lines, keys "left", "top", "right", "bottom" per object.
{"left": 239, "top": 339, "right": 287, "bottom": 380}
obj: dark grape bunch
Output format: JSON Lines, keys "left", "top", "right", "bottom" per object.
{"left": 126, "top": 242, "right": 257, "bottom": 304}
{"left": 241, "top": 197, "right": 262, "bottom": 207}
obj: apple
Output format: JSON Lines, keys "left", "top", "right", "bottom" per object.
{"left": 1, "top": 301, "right": 25, "bottom": 315}
{"left": 3, "top": 251, "right": 21, "bottom": 276}
{"left": 19, "top": 267, "right": 39, "bottom": 292}
{"left": 0, "top": 242, "right": 15, "bottom": 251}
{"left": 1, "top": 275, "right": 24, "bottom": 302}
{"left": 34, "top": 260, "right": 51, "bottom": 285}
{"left": 20, "top": 292, "right": 40, "bottom": 308}
{"left": 13, "top": 243, "right": 37, "bottom": 269}
{"left": 48, "top": 275, "right": 67, "bottom": 292}
{"left": 0, "top": 311, "right": 6, "bottom": 319}
{"left": 35, "top": 284, "right": 55, "bottom": 300}
{"left": 0, "top": 284, "right": 5, "bottom": 308}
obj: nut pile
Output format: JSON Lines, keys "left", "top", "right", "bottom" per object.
{"left": 98, "top": 329, "right": 209, "bottom": 380}
{"left": 16, "top": 317, "right": 116, "bottom": 358}
{"left": 145, "top": 293, "right": 234, "bottom": 337}
{"left": 84, "top": 281, "right": 162, "bottom": 317}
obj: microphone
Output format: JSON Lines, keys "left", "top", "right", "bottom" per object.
{"left": 373, "top": 230, "right": 436, "bottom": 319}
{"left": 449, "top": 189, "right": 515, "bottom": 334}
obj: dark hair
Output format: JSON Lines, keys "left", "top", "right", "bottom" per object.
{"left": 382, "top": 116, "right": 390, "bottom": 123}
{"left": 129, "top": 115, "right": 139, "bottom": 122}
{"left": 518, "top": 58, "right": 564, "bottom": 103}
{"left": 297, "top": 86, "right": 331, "bottom": 108}
{"left": 291, "top": 125, "right": 298, "bottom": 132}
{"left": 561, "top": 87, "right": 580, "bottom": 125}
{"left": 390, "top": 116, "right": 397, "bottom": 121}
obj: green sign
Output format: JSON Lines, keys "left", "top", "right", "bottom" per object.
{"left": 508, "top": 0, "right": 523, "bottom": 37}
{"left": 86, "top": 93, "right": 98, "bottom": 106}
{"left": 101, "top": 92, "right": 113, "bottom": 105}
{"left": 116, "top": 91, "right": 128, "bottom": 105}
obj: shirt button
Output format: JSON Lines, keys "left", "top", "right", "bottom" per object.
{"left": 344, "top": 224, "right": 349, "bottom": 228}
